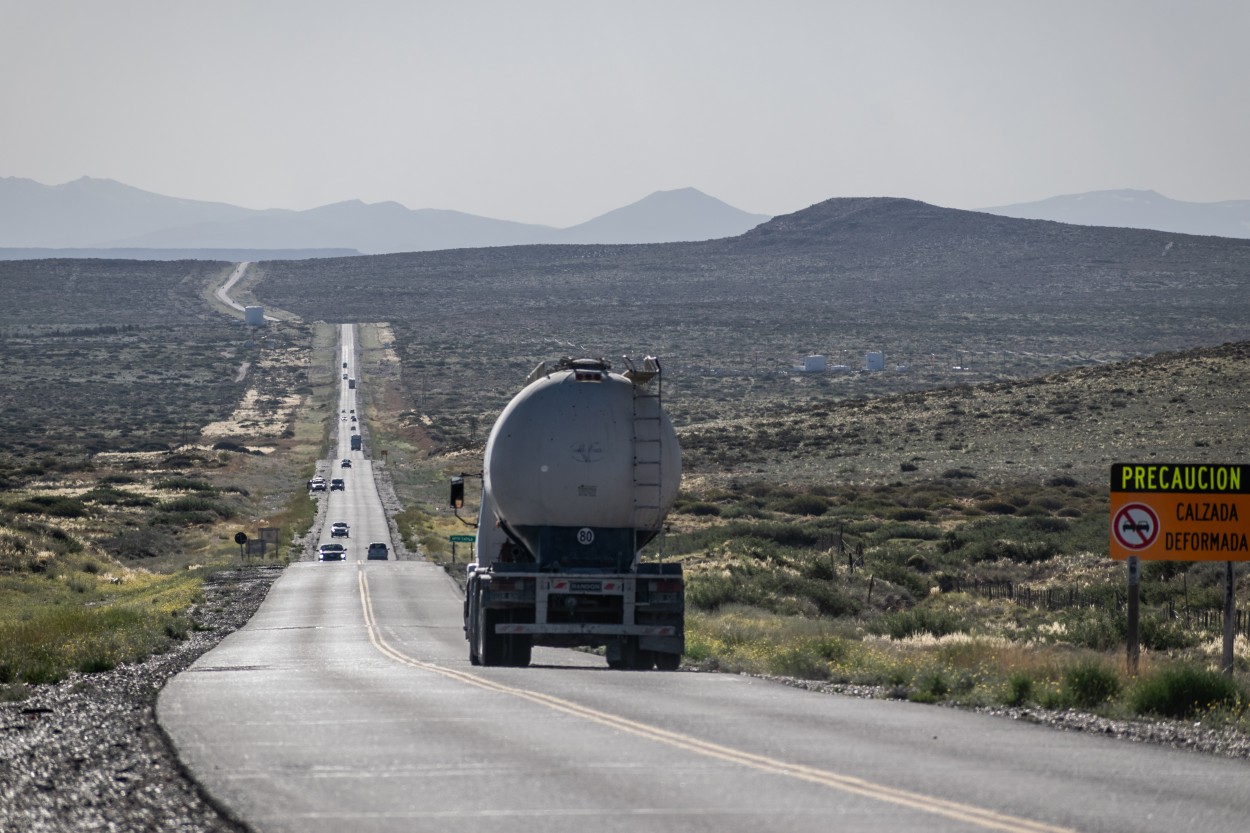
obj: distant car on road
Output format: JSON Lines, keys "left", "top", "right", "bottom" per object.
{"left": 366, "top": 542, "right": 389, "bottom": 560}
{"left": 342, "top": 362, "right": 347, "bottom": 368}
{"left": 308, "top": 477, "right": 326, "bottom": 492}
{"left": 330, "top": 522, "right": 349, "bottom": 538}
{"left": 343, "top": 373, "right": 348, "bottom": 379}
{"left": 318, "top": 543, "right": 346, "bottom": 562}
{"left": 341, "top": 459, "right": 352, "bottom": 468}
{"left": 330, "top": 478, "right": 345, "bottom": 491}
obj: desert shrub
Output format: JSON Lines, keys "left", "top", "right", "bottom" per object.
{"left": 1060, "top": 610, "right": 1125, "bottom": 651}
{"left": 733, "top": 522, "right": 820, "bottom": 548}
{"left": 100, "top": 474, "right": 140, "bottom": 485}
{"left": 869, "top": 559, "right": 930, "bottom": 600}
{"left": 157, "top": 496, "right": 234, "bottom": 518}
{"left": 774, "top": 494, "right": 828, "bottom": 516}
{"left": 965, "top": 538, "right": 1058, "bottom": 564}
{"left": 1046, "top": 476, "right": 1080, "bottom": 488}
{"left": 888, "top": 508, "right": 932, "bottom": 522}
{"left": 678, "top": 501, "right": 722, "bottom": 517}
{"left": 879, "top": 606, "right": 962, "bottom": 640}
{"left": 101, "top": 527, "right": 178, "bottom": 560}
{"left": 150, "top": 511, "right": 217, "bottom": 527}
{"left": 686, "top": 568, "right": 859, "bottom": 618}
{"left": 977, "top": 500, "right": 1017, "bottom": 515}
{"left": 768, "top": 645, "right": 833, "bottom": 680}
{"left": 910, "top": 669, "right": 951, "bottom": 703}
{"left": 81, "top": 487, "right": 156, "bottom": 507}
{"left": 7, "top": 519, "right": 82, "bottom": 554}
{"left": 8, "top": 495, "right": 86, "bottom": 518}
{"left": 941, "top": 468, "right": 977, "bottom": 479}
{"left": 1027, "top": 517, "right": 1071, "bottom": 533}
{"left": 874, "top": 523, "right": 941, "bottom": 542}
{"left": 154, "top": 477, "right": 215, "bottom": 492}
{"left": 899, "top": 462, "right": 918, "bottom": 472}
{"left": 1139, "top": 615, "right": 1199, "bottom": 651}
{"left": 1063, "top": 661, "right": 1121, "bottom": 708}
{"left": 1130, "top": 666, "right": 1243, "bottom": 718}
{"left": 1004, "top": 672, "right": 1035, "bottom": 706}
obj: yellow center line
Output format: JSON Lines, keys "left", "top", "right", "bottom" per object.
{"left": 357, "top": 570, "right": 1081, "bottom": 833}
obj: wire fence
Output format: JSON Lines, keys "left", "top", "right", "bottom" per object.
{"left": 942, "top": 576, "right": 1250, "bottom": 637}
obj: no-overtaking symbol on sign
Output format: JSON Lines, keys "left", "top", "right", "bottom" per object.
{"left": 1114, "top": 503, "right": 1160, "bottom": 551}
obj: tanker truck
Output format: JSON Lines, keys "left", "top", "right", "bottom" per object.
{"left": 454, "top": 356, "right": 684, "bottom": 669}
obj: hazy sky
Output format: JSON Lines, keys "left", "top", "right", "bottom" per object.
{"left": 3, "top": 1, "right": 1247, "bottom": 226}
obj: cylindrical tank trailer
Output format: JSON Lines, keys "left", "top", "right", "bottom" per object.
{"left": 458, "top": 357, "right": 686, "bottom": 670}
{"left": 481, "top": 357, "right": 681, "bottom": 572}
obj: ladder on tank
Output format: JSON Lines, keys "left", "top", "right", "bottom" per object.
{"left": 626, "top": 357, "right": 665, "bottom": 561}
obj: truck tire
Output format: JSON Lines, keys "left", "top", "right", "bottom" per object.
{"left": 480, "top": 609, "right": 508, "bottom": 666}
{"left": 654, "top": 651, "right": 681, "bottom": 671}
{"left": 507, "top": 635, "right": 532, "bottom": 668}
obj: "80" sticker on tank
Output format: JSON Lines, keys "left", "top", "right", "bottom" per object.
{"left": 577, "top": 528, "right": 595, "bottom": 545}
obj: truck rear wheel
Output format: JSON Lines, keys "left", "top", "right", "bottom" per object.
{"left": 507, "top": 636, "right": 532, "bottom": 668}
{"left": 654, "top": 651, "right": 681, "bottom": 671}
{"left": 480, "top": 610, "right": 508, "bottom": 666}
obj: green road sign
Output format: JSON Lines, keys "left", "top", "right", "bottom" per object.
{"left": 449, "top": 534, "right": 476, "bottom": 543}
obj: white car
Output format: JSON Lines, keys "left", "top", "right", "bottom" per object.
{"left": 318, "top": 543, "right": 346, "bottom": 562}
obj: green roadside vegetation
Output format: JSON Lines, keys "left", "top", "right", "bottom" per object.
{"left": 0, "top": 321, "right": 338, "bottom": 700}
{"left": 668, "top": 477, "right": 1248, "bottom": 726}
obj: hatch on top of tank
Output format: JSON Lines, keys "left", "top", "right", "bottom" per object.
{"left": 524, "top": 356, "right": 611, "bottom": 386}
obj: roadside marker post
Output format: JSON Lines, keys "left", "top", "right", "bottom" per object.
{"left": 1126, "top": 556, "right": 1140, "bottom": 676}
{"left": 1110, "top": 463, "right": 1249, "bottom": 676}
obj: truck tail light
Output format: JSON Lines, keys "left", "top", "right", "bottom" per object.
{"left": 648, "top": 580, "right": 683, "bottom": 593}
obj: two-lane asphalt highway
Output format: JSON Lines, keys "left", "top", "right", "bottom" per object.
{"left": 159, "top": 325, "right": 1250, "bottom": 833}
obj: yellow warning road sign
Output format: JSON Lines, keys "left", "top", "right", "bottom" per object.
{"left": 1110, "top": 463, "right": 1250, "bottom": 561}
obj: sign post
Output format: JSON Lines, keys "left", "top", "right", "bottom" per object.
{"left": 1126, "top": 556, "right": 1140, "bottom": 676}
{"left": 1224, "top": 561, "right": 1237, "bottom": 674}
{"left": 449, "top": 534, "right": 475, "bottom": 566}
{"left": 1111, "top": 464, "right": 1249, "bottom": 676}
{"left": 234, "top": 531, "right": 248, "bottom": 563}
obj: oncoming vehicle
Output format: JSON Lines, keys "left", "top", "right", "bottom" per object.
{"left": 367, "top": 542, "right": 389, "bottom": 560}
{"left": 330, "top": 478, "right": 345, "bottom": 491}
{"left": 341, "top": 459, "right": 352, "bottom": 468}
{"left": 318, "top": 543, "right": 346, "bottom": 562}
{"left": 307, "top": 477, "right": 326, "bottom": 492}
{"left": 330, "top": 522, "right": 349, "bottom": 538}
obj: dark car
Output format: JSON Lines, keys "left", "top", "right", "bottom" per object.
{"left": 330, "top": 478, "right": 345, "bottom": 491}
{"left": 341, "top": 459, "right": 352, "bottom": 468}
{"left": 366, "top": 542, "right": 389, "bottom": 561}
{"left": 318, "top": 543, "right": 346, "bottom": 562}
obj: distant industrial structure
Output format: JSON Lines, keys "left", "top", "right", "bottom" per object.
{"left": 865, "top": 351, "right": 885, "bottom": 371}
{"left": 244, "top": 305, "right": 265, "bottom": 326}
{"left": 800, "top": 355, "right": 826, "bottom": 372}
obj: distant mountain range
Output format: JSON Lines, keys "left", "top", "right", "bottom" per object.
{"left": 0, "top": 177, "right": 770, "bottom": 257}
{"left": 983, "top": 189, "right": 1250, "bottom": 238}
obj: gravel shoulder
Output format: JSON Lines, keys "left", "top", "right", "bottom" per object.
{"left": 769, "top": 676, "right": 1250, "bottom": 761}
{"left": 0, "top": 566, "right": 282, "bottom": 833}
